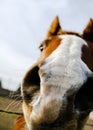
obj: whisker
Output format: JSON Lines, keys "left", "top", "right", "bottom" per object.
{"left": 10, "top": 101, "right": 22, "bottom": 110}
{"left": 5, "top": 96, "right": 22, "bottom": 111}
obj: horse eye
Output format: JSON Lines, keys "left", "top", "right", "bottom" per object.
{"left": 39, "top": 44, "right": 46, "bottom": 52}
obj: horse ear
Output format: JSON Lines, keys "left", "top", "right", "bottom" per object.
{"left": 47, "top": 16, "right": 62, "bottom": 37}
{"left": 82, "top": 18, "right": 93, "bottom": 42}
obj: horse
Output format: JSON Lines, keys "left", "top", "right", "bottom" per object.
{"left": 13, "top": 16, "right": 93, "bottom": 130}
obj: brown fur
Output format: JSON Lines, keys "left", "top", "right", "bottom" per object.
{"left": 47, "top": 16, "right": 63, "bottom": 37}
{"left": 39, "top": 37, "right": 62, "bottom": 63}
{"left": 13, "top": 115, "right": 25, "bottom": 130}
{"left": 82, "top": 41, "right": 93, "bottom": 71}
{"left": 82, "top": 18, "right": 93, "bottom": 42}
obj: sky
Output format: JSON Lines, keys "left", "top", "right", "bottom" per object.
{"left": 0, "top": 0, "right": 93, "bottom": 90}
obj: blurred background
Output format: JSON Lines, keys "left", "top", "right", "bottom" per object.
{"left": 0, "top": 0, "right": 93, "bottom": 130}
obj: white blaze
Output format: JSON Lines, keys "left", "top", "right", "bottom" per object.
{"left": 30, "top": 35, "right": 93, "bottom": 126}
{"left": 40, "top": 35, "right": 92, "bottom": 96}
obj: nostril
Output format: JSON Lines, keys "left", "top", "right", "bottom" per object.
{"left": 23, "top": 91, "right": 32, "bottom": 102}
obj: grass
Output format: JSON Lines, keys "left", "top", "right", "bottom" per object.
{"left": 0, "top": 96, "right": 22, "bottom": 113}
{"left": 0, "top": 96, "right": 22, "bottom": 130}
{"left": 0, "top": 96, "right": 93, "bottom": 130}
{"left": 0, "top": 112, "right": 19, "bottom": 130}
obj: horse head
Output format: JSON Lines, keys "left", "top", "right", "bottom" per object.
{"left": 13, "top": 16, "right": 93, "bottom": 130}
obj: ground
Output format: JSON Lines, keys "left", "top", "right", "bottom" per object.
{"left": 0, "top": 96, "right": 93, "bottom": 130}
